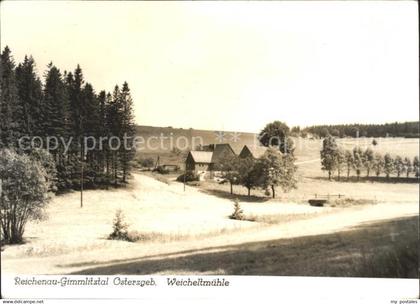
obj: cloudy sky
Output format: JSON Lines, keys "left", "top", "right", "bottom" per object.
{"left": 1, "top": 1, "right": 418, "bottom": 132}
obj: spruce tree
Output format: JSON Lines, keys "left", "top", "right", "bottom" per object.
{"left": 15, "top": 55, "right": 43, "bottom": 136}
{"left": 0, "top": 46, "right": 25, "bottom": 148}
{"left": 43, "top": 63, "right": 71, "bottom": 190}
{"left": 118, "top": 82, "right": 136, "bottom": 183}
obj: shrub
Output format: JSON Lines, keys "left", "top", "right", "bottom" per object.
{"left": 0, "top": 149, "right": 50, "bottom": 244}
{"left": 108, "top": 209, "right": 130, "bottom": 241}
{"left": 29, "top": 148, "right": 58, "bottom": 192}
{"left": 176, "top": 171, "right": 199, "bottom": 182}
{"left": 229, "top": 200, "right": 245, "bottom": 220}
{"left": 153, "top": 166, "right": 169, "bottom": 174}
{"left": 138, "top": 157, "right": 155, "bottom": 168}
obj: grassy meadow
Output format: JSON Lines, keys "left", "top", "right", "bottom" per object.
{"left": 1, "top": 133, "right": 418, "bottom": 277}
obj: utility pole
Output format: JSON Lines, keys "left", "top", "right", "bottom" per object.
{"left": 183, "top": 167, "right": 186, "bottom": 192}
{"left": 80, "top": 113, "right": 84, "bottom": 209}
{"left": 80, "top": 155, "right": 84, "bottom": 208}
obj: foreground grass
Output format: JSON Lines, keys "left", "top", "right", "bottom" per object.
{"left": 72, "top": 216, "right": 418, "bottom": 277}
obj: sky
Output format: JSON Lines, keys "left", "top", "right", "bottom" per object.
{"left": 1, "top": 1, "right": 418, "bottom": 133}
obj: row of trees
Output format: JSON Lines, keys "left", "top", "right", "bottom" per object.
{"left": 303, "top": 122, "right": 419, "bottom": 139}
{"left": 218, "top": 148, "right": 297, "bottom": 198}
{"left": 321, "top": 136, "right": 419, "bottom": 181}
{"left": 0, "top": 46, "right": 136, "bottom": 192}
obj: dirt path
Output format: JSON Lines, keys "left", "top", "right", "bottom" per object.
{"left": 1, "top": 174, "right": 418, "bottom": 275}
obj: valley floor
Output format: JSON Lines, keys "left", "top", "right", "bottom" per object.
{"left": 1, "top": 173, "right": 418, "bottom": 276}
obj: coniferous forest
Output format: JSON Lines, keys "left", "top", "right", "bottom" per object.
{"left": 0, "top": 46, "right": 136, "bottom": 192}
{"left": 302, "top": 122, "right": 419, "bottom": 138}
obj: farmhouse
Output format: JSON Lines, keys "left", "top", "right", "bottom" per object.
{"left": 185, "top": 144, "right": 236, "bottom": 179}
{"left": 239, "top": 145, "right": 268, "bottom": 159}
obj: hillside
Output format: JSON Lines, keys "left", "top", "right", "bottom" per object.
{"left": 135, "top": 125, "right": 259, "bottom": 166}
{"left": 135, "top": 125, "right": 258, "bottom": 153}
{"left": 135, "top": 125, "right": 419, "bottom": 169}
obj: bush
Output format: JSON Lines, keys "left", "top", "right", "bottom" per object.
{"left": 29, "top": 148, "right": 58, "bottom": 192}
{"left": 153, "top": 166, "right": 169, "bottom": 174}
{"left": 176, "top": 171, "right": 199, "bottom": 182}
{"left": 138, "top": 157, "right": 155, "bottom": 168}
{"left": 108, "top": 209, "right": 130, "bottom": 241}
{"left": 0, "top": 149, "right": 50, "bottom": 244}
{"left": 229, "top": 200, "right": 245, "bottom": 220}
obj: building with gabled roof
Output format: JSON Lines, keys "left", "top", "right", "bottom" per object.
{"left": 185, "top": 143, "right": 237, "bottom": 179}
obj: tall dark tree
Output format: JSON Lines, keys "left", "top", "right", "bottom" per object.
{"left": 43, "top": 63, "right": 70, "bottom": 141}
{"left": 0, "top": 46, "right": 25, "bottom": 148}
{"left": 67, "top": 65, "right": 84, "bottom": 145}
{"left": 42, "top": 63, "right": 72, "bottom": 190}
{"left": 118, "top": 82, "right": 136, "bottom": 183}
{"left": 1, "top": 47, "right": 137, "bottom": 192}
{"left": 15, "top": 55, "right": 43, "bottom": 136}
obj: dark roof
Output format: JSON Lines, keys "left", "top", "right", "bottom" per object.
{"left": 189, "top": 151, "right": 213, "bottom": 163}
{"left": 211, "top": 144, "right": 236, "bottom": 163}
{"left": 240, "top": 145, "right": 268, "bottom": 158}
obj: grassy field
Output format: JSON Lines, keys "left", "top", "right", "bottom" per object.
{"left": 72, "top": 216, "right": 419, "bottom": 277}
{"left": 136, "top": 129, "right": 419, "bottom": 178}
{"left": 1, "top": 135, "right": 418, "bottom": 277}
{"left": 1, "top": 173, "right": 418, "bottom": 276}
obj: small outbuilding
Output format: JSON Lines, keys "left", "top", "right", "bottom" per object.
{"left": 185, "top": 151, "right": 214, "bottom": 179}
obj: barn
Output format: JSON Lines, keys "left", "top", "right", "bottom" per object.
{"left": 185, "top": 143, "right": 237, "bottom": 179}
{"left": 185, "top": 151, "right": 214, "bottom": 179}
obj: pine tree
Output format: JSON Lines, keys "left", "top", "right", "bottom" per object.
{"left": 15, "top": 55, "right": 43, "bottom": 136}
{"left": 0, "top": 46, "right": 25, "bottom": 148}
{"left": 67, "top": 65, "right": 84, "bottom": 145}
{"left": 82, "top": 82, "right": 100, "bottom": 173}
{"left": 97, "top": 90, "right": 109, "bottom": 179}
{"left": 108, "top": 85, "right": 121, "bottom": 184}
{"left": 42, "top": 63, "right": 71, "bottom": 190}
{"left": 43, "top": 63, "right": 70, "bottom": 142}
{"left": 118, "top": 82, "right": 136, "bottom": 183}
